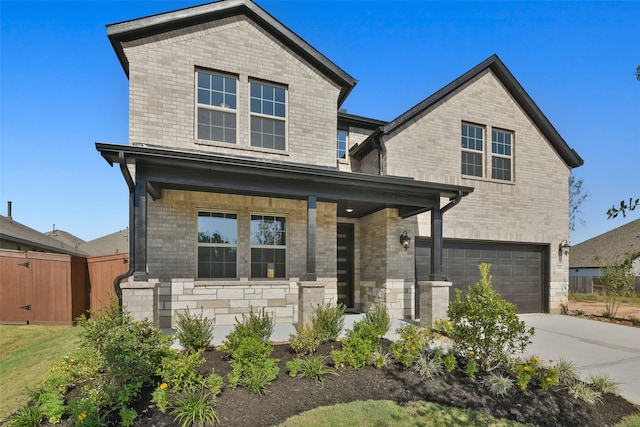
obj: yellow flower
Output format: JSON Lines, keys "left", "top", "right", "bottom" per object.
{"left": 78, "top": 412, "right": 87, "bottom": 421}
{"left": 469, "top": 351, "right": 475, "bottom": 356}
{"left": 160, "top": 383, "right": 168, "bottom": 390}
{"left": 524, "top": 365, "right": 530, "bottom": 372}
{"left": 533, "top": 356, "right": 540, "bottom": 363}
{"left": 546, "top": 377, "right": 553, "bottom": 382}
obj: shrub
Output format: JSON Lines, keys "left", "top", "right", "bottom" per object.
{"left": 312, "top": 303, "right": 346, "bottom": 342}
{"left": 365, "top": 303, "right": 391, "bottom": 338}
{"left": 390, "top": 324, "right": 432, "bottom": 368}
{"left": 290, "top": 355, "right": 337, "bottom": 385}
{"left": 555, "top": 358, "right": 579, "bottom": 386}
{"left": 223, "top": 308, "right": 274, "bottom": 356}
{"left": 286, "top": 358, "right": 303, "bottom": 377}
{"left": 331, "top": 320, "right": 379, "bottom": 369}
{"left": 229, "top": 358, "right": 280, "bottom": 394}
{"left": 157, "top": 349, "right": 206, "bottom": 392}
{"left": 567, "top": 379, "right": 602, "bottom": 404}
{"left": 151, "top": 384, "right": 170, "bottom": 413}
{"left": 481, "top": 372, "right": 514, "bottom": 397}
{"left": 431, "top": 318, "right": 453, "bottom": 337}
{"left": 289, "top": 324, "right": 322, "bottom": 355}
{"left": 600, "top": 253, "right": 636, "bottom": 319}
{"left": 371, "top": 347, "right": 393, "bottom": 369}
{"left": 443, "top": 352, "right": 457, "bottom": 373}
{"left": 36, "top": 390, "right": 65, "bottom": 424}
{"left": 589, "top": 374, "right": 620, "bottom": 395}
{"left": 175, "top": 308, "right": 214, "bottom": 353}
{"left": 171, "top": 388, "right": 218, "bottom": 427}
{"left": 447, "top": 263, "right": 534, "bottom": 371}
{"left": 67, "top": 398, "right": 110, "bottom": 427}
{"left": 5, "top": 405, "right": 44, "bottom": 427}
{"left": 119, "top": 407, "right": 137, "bottom": 427}
{"left": 413, "top": 352, "right": 444, "bottom": 379}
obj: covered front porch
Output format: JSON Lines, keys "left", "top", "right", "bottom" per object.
{"left": 97, "top": 143, "right": 473, "bottom": 327}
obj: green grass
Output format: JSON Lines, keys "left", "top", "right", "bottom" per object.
{"left": 276, "top": 400, "right": 528, "bottom": 427}
{"left": 615, "top": 413, "right": 640, "bottom": 427}
{"left": 0, "top": 325, "right": 80, "bottom": 421}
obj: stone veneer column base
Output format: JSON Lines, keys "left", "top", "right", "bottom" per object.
{"left": 298, "top": 281, "right": 325, "bottom": 328}
{"left": 418, "top": 281, "right": 452, "bottom": 328}
{"left": 120, "top": 281, "right": 159, "bottom": 326}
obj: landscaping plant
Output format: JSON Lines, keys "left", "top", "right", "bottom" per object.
{"left": 365, "top": 303, "right": 391, "bottom": 338}
{"left": 312, "top": 302, "right": 346, "bottom": 342}
{"left": 174, "top": 307, "right": 215, "bottom": 353}
{"left": 289, "top": 324, "right": 322, "bottom": 355}
{"left": 389, "top": 324, "right": 432, "bottom": 368}
{"left": 331, "top": 320, "right": 379, "bottom": 369}
{"left": 447, "top": 263, "right": 534, "bottom": 371}
{"left": 599, "top": 253, "right": 636, "bottom": 319}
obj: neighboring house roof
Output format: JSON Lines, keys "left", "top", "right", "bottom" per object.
{"left": 79, "top": 229, "right": 129, "bottom": 256}
{"left": 570, "top": 219, "right": 640, "bottom": 268}
{"left": 106, "top": 0, "right": 357, "bottom": 106}
{"left": 45, "top": 229, "right": 86, "bottom": 250}
{"left": 351, "top": 54, "right": 584, "bottom": 169}
{"left": 0, "top": 215, "right": 88, "bottom": 256}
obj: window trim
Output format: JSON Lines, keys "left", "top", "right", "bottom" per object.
{"left": 249, "top": 79, "right": 288, "bottom": 152}
{"left": 195, "top": 69, "right": 239, "bottom": 145}
{"left": 491, "top": 128, "right": 514, "bottom": 181}
{"left": 196, "top": 210, "right": 238, "bottom": 280}
{"left": 249, "top": 213, "right": 287, "bottom": 279}
{"left": 461, "top": 122, "right": 484, "bottom": 178}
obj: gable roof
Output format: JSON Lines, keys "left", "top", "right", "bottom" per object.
{"left": 107, "top": 0, "right": 357, "bottom": 106}
{"left": 351, "top": 54, "right": 583, "bottom": 169}
{"left": 45, "top": 229, "right": 86, "bottom": 249}
{"left": 80, "top": 229, "right": 129, "bottom": 256}
{"left": 570, "top": 219, "right": 640, "bottom": 268}
{"left": 0, "top": 215, "right": 88, "bottom": 256}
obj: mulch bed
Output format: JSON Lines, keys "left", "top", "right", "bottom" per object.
{"left": 121, "top": 340, "right": 639, "bottom": 427}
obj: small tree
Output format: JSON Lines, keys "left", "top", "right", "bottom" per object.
{"left": 569, "top": 175, "right": 588, "bottom": 231}
{"left": 599, "top": 253, "right": 636, "bottom": 319}
{"left": 447, "top": 263, "right": 534, "bottom": 371}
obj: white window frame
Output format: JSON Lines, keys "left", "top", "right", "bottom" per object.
{"left": 195, "top": 70, "right": 238, "bottom": 144}
{"left": 337, "top": 128, "right": 349, "bottom": 161}
{"left": 491, "top": 128, "right": 514, "bottom": 181}
{"left": 249, "top": 80, "right": 288, "bottom": 151}
{"left": 461, "top": 122, "right": 484, "bottom": 178}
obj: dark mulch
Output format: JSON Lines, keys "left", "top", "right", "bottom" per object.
{"left": 123, "top": 340, "right": 639, "bottom": 427}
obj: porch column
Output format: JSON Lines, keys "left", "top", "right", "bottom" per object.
{"left": 306, "top": 195, "right": 317, "bottom": 281}
{"left": 430, "top": 208, "right": 444, "bottom": 280}
{"left": 298, "top": 281, "right": 325, "bottom": 328}
{"left": 133, "top": 179, "right": 148, "bottom": 281}
{"left": 418, "top": 281, "right": 451, "bottom": 327}
{"left": 121, "top": 280, "right": 159, "bottom": 326}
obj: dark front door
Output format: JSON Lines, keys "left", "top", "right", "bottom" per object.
{"left": 337, "top": 223, "right": 354, "bottom": 308}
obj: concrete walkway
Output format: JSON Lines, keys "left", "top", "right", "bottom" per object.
{"left": 522, "top": 314, "right": 640, "bottom": 405}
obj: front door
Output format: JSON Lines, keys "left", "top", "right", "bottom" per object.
{"left": 336, "top": 223, "right": 354, "bottom": 309}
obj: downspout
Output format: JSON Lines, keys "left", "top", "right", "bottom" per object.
{"left": 113, "top": 151, "right": 135, "bottom": 306}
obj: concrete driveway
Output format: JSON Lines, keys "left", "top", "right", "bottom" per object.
{"left": 522, "top": 314, "right": 640, "bottom": 405}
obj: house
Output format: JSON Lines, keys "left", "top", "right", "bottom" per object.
{"left": 569, "top": 219, "right": 640, "bottom": 292}
{"left": 97, "top": 0, "right": 583, "bottom": 329}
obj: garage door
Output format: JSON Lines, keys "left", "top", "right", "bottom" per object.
{"left": 415, "top": 239, "right": 548, "bottom": 314}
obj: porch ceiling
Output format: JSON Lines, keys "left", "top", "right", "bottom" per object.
{"left": 96, "top": 143, "right": 473, "bottom": 219}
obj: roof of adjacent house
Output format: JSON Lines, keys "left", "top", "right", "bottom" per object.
{"left": 44, "top": 229, "right": 86, "bottom": 249}
{"left": 0, "top": 215, "right": 88, "bottom": 256}
{"left": 107, "top": 0, "right": 357, "bottom": 106}
{"left": 569, "top": 219, "right": 640, "bottom": 268}
{"left": 79, "top": 229, "right": 129, "bottom": 256}
{"left": 350, "top": 54, "right": 584, "bottom": 169}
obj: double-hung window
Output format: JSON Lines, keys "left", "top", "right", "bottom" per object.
{"left": 250, "top": 81, "right": 286, "bottom": 150}
{"left": 491, "top": 129, "right": 513, "bottom": 181}
{"left": 461, "top": 123, "right": 483, "bottom": 177}
{"left": 250, "top": 215, "right": 286, "bottom": 278}
{"left": 337, "top": 128, "right": 348, "bottom": 160}
{"left": 197, "top": 212, "right": 237, "bottom": 279}
{"left": 197, "top": 71, "right": 237, "bottom": 144}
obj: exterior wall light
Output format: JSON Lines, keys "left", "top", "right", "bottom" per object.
{"left": 400, "top": 231, "right": 411, "bottom": 250}
{"left": 558, "top": 239, "right": 571, "bottom": 256}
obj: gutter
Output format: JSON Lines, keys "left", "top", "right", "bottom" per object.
{"left": 113, "top": 151, "right": 135, "bottom": 305}
{"left": 441, "top": 190, "right": 465, "bottom": 215}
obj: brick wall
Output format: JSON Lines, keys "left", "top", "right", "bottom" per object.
{"left": 383, "top": 70, "right": 571, "bottom": 312}
{"left": 124, "top": 15, "right": 341, "bottom": 168}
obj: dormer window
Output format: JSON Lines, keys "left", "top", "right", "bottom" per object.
{"left": 250, "top": 81, "right": 287, "bottom": 150}
{"left": 196, "top": 71, "right": 237, "bottom": 144}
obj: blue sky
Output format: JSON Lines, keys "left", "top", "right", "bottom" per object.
{"left": 1, "top": 1, "right": 638, "bottom": 243}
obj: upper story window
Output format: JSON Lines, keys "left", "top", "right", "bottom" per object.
{"left": 337, "top": 128, "right": 348, "bottom": 160}
{"left": 250, "top": 81, "right": 286, "bottom": 150}
{"left": 250, "top": 214, "right": 286, "bottom": 278}
{"left": 196, "top": 71, "right": 237, "bottom": 144}
{"left": 197, "top": 212, "right": 238, "bottom": 279}
{"left": 491, "top": 129, "right": 513, "bottom": 181}
{"left": 461, "top": 123, "right": 483, "bottom": 177}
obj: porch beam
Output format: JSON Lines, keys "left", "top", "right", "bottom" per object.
{"left": 306, "top": 196, "right": 317, "bottom": 281}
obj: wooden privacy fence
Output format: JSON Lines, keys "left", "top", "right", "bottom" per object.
{"left": 0, "top": 249, "right": 128, "bottom": 325}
